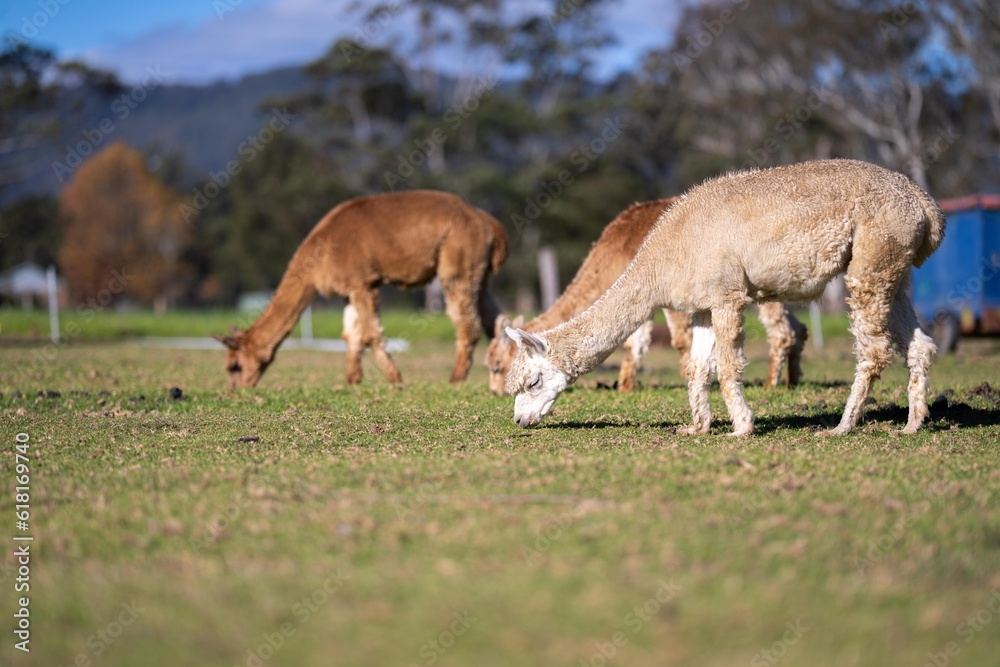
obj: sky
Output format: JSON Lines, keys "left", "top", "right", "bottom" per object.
{"left": 1, "top": 0, "right": 681, "bottom": 85}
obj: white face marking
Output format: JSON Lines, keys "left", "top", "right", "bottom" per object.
{"left": 506, "top": 334, "right": 570, "bottom": 428}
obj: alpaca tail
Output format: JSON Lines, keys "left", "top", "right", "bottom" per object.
{"left": 480, "top": 210, "right": 509, "bottom": 274}
{"left": 913, "top": 193, "right": 946, "bottom": 268}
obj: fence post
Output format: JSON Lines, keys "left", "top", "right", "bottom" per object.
{"left": 47, "top": 265, "right": 60, "bottom": 344}
{"left": 538, "top": 246, "right": 560, "bottom": 312}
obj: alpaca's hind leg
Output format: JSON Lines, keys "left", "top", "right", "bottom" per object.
{"left": 678, "top": 311, "right": 716, "bottom": 435}
{"left": 714, "top": 306, "right": 754, "bottom": 436}
{"left": 349, "top": 289, "right": 402, "bottom": 384}
{"left": 441, "top": 279, "right": 483, "bottom": 383}
{"left": 887, "top": 282, "right": 937, "bottom": 434}
{"left": 619, "top": 320, "right": 653, "bottom": 393}
{"left": 476, "top": 286, "right": 503, "bottom": 340}
{"left": 759, "top": 303, "right": 808, "bottom": 388}
{"left": 786, "top": 309, "right": 808, "bottom": 387}
{"left": 665, "top": 309, "right": 694, "bottom": 381}
{"left": 824, "top": 277, "right": 896, "bottom": 435}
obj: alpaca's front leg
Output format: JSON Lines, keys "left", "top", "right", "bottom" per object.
{"left": 619, "top": 321, "right": 653, "bottom": 392}
{"left": 678, "top": 311, "right": 715, "bottom": 435}
{"left": 665, "top": 309, "right": 694, "bottom": 381}
{"left": 341, "top": 303, "right": 365, "bottom": 385}
{"left": 714, "top": 306, "right": 753, "bottom": 436}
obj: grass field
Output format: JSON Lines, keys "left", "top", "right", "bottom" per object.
{"left": 1, "top": 309, "right": 999, "bottom": 667}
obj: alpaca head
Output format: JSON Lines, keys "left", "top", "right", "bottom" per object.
{"left": 484, "top": 314, "right": 524, "bottom": 396}
{"left": 213, "top": 328, "right": 270, "bottom": 388}
{"left": 504, "top": 327, "right": 571, "bottom": 428}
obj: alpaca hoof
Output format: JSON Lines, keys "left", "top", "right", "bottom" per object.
{"left": 816, "top": 426, "right": 849, "bottom": 437}
{"left": 617, "top": 380, "right": 635, "bottom": 393}
{"left": 677, "top": 424, "right": 710, "bottom": 436}
{"left": 900, "top": 422, "right": 922, "bottom": 435}
{"left": 727, "top": 426, "right": 754, "bottom": 437}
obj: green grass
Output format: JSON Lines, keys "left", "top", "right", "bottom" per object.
{"left": 1, "top": 313, "right": 998, "bottom": 667}
{"left": 0, "top": 306, "right": 461, "bottom": 342}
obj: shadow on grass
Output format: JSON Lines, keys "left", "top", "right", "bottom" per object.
{"left": 730, "top": 401, "right": 1000, "bottom": 436}
{"left": 544, "top": 401, "right": 1000, "bottom": 434}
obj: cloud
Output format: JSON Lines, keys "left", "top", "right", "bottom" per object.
{"left": 78, "top": 0, "right": 358, "bottom": 83}
{"left": 72, "top": 0, "right": 678, "bottom": 85}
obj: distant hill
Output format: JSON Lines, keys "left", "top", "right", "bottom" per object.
{"left": 3, "top": 65, "right": 312, "bottom": 203}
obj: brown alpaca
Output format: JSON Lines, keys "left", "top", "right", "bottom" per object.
{"left": 215, "top": 190, "right": 507, "bottom": 387}
{"left": 485, "top": 199, "right": 808, "bottom": 395}
{"left": 506, "top": 160, "right": 945, "bottom": 436}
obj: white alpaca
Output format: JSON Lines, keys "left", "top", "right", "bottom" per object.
{"left": 505, "top": 160, "right": 945, "bottom": 436}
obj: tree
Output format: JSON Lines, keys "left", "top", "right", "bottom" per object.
{"left": 655, "top": 0, "right": 966, "bottom": 192}
{"left": 58, "top": 141, "right": 191, "bottom": 311}
{"left": 0, "top": 195, "right": 59, "bottom": 268}
{"left": 196, "top": 132, "right": 350, "bottom": 304}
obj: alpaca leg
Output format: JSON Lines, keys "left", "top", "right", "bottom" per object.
{"left": 785, "top": 308, "right": 808, "bottom": 387}
{"left": 758, "top": 302, "right": 792, "bottom": 389}
{"left": 441, "top": 279, "right": 482, "bottom": 383}
{"left": 665, "top": 308, "right": 694, "bottom": 381}
{"left": 351, "top": 289, "right": 403, "bottom": 384}
{"left": 824, "top": 277, "right": 896, "bottom": 436}
{"left": 886, "top": 282, "right": 937, "bottom": 434}
{"left": 341, "top": 302, "right": 365, "bottom": 385}
{"left": 678, "top": 311, "right": 716, "bottom": 435}
{"left": 476, "top": 285, "right": 503, "bottom": 340}
{"left": 619, "top": 320, "right": 653, "bottom": 393}
{"left": 714, "top": 306, "right": 754, "bottom": 437}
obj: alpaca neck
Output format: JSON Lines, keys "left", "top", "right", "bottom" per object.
{"left": 246, "top": 260, "right": 317, "bottom": 359}
{"left": 546, "top": 266, "right": 657, "bottom": 377}
{"left": 527, "top": 297, "right": 581, "bottom": 332}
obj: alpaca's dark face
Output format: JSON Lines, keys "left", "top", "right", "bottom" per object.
{"left": 215, "top": 333, "right": 267, "bottom": 388}
{"left": 484, "top": 315, "right": 524, "bottom": 396}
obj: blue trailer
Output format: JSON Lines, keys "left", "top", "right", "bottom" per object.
{"left": 912, "top": 194, "right": 1000, "bottom": 351}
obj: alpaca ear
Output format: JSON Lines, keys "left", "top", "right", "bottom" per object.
{"left": 494, "top": 315, "right": 512, "bottom": 340}
{"left": 212, "top": 334, "right": 240, "bottom": 350}
{"left": 512, "top": 315, "right": 524, "bottom": 329}
{"left": 505, "top": 327, "right": 546, "bottom": 356}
